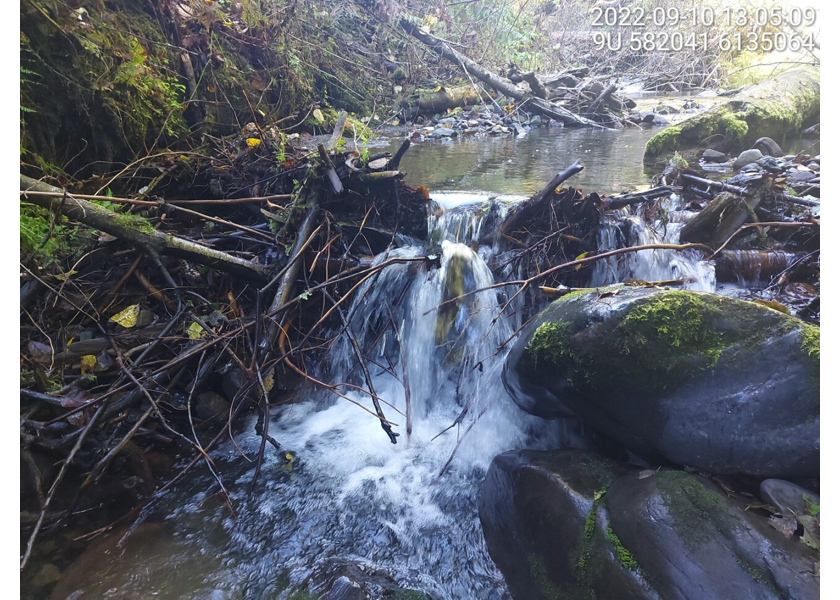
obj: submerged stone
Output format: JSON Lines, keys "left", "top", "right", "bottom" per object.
{"left": 503, "top": 286, "right": 819, "bottom": 478}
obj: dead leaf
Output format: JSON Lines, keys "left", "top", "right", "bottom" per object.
{"left": 109, "top": 304, "right": 140, "bottom": 328}
{"left": 637, "top": 469, "right": 657, "bottom": 479}
{"left": 768, "top": 515, "right": 797, "bottom": 538}
{"left": 312, "top": 108, "right": 324, "bottom": 123}
{"left": 59, "top": 386, "right": 91, "bottom": 408}
{"left": 797, "top": 515, "right": 820, "bottom": 551}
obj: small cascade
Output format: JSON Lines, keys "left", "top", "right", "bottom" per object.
{"left": 589, "top": 200, "right": 716, "bottom": 291}
{"left": 181, "top": 192, "right": 558, "bottom": 598}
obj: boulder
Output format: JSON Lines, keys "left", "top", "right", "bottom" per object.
{"left": 479, "top": 449, "right": 650, "bottom": 600}
{"left": 701, "top": 148, "right": 729, "bottom": 163}
{"left": 605, "top": 470, "right": 820, "bottom": 599}
{"left": 733, "top": 148, "right": 764, "bottom": 170}
{"left": 754, "top": 136, "right": 784, "bottom": 157}
{"left": 479, "top": 450, "right": 819, "bottom": 600}
{"left": 503, "top": 287, "right": 819, "bottom": 478}
{"left": 644, "top": 66, "right": 819, "bottom": 162}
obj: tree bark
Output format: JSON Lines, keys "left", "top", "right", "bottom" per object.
{"left": 20, "top": 175, "right": 268, "bottom": 281}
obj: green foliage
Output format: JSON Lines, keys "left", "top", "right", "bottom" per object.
{"left": 804, "top": 494, "right": 820, "bottom": 517}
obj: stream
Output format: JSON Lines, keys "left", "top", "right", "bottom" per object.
{"left": 29, "top": 125, "right": 782, "bottom": 599}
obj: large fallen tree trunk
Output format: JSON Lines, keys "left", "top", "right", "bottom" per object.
{"left": 406, "top": 85, "right": 493, "bottom": 117}
{"left": 400, "top": 19, "right": 603, "bottom": 128}
{"left": 20, "top": 175, "right": 268, "bottom": 282}
{"left": 644, "top": 66, "right": 820, "bottom": 162}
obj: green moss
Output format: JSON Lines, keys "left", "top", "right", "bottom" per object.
{"left": 657, "top": 470, "right": 738, "bottom": 549}
{"left": 606, "top": 522, "right": 639, "bottom": 570}
{"left": 644, "top": 126, "right": 681, "bottom": 160}
{"left": 109, "top": 210, "right": 156, "bottom": 235}
{"left": 528, "top": 554, "right": 563, "bottom": 600}
{"left": 800, "top": 324, "right": 820, "bottom": 361}
{"left": 619, "top": 291, "right": 726, "bottom": 372}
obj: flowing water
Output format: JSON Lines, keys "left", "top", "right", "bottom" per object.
{"left": 31, "top": 126, "right": 742, "bottom": 599}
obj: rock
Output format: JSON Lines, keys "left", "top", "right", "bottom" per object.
{"left": 605, "top": 470, "right": 820, "bottom": 599}
{"left": 479, "top": 449, "right": 650, "bottom": 600}
{"left": 701, "top": 149, "right": 729, "bottom": 163}
{"left": 733, "top": 148, "right": 764, "bottom": 169}
{"left": 655, "top": 103, "right": 681, "bottom": 115}
{"left": 530, "top": 115, "right": 542, "bottom": 126}
{"left": 513, "top": 122, "right": 527, "bottom": 136}
{"left": 327, "top": 576, "right": 366, "bottom": 600}
{"left": 754, "top": 136, "right": 783, "bottom": 157}
{"left": 756, "top": 155, "right": 785, "bottom": 172}
{"left": 503, "top": 286, "right": 820, "bottom": 478}
{"left": 367, "top": 157, "right": 388, "bottom": 171}
{"left": 437, "top": 117, "right": 456, "bottom": 126}
{"left": 467, "top": 119, "right": 479, "bottom": 127}
{"left": 760, "top": 479, "right": 820, "bottom": 519}
{"left": 428, "top": 127, "right": 457, "bottom": 138}
{"left": 480, "top": 451, "right": 819, "bottom": 600}
{"left": 195, "top": 391, "right": 230, "bottom": 422}
{"left": 31, "top": 564, "right": 61, "bottom": 589}
{"left": 801, "top": 123, "right": 820, "bottom": 138}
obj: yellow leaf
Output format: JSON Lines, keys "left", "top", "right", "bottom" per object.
{"left": 574, "top": 252, "right": 589, "bottom": 271}
{"left": 433, "top": 85, "right": 442, "bottom": 93}
{"left": 187, "top": 321, "right": 206, "bottom": 340}
{"left": 262, "top": 369, "right": 274, "bottom": 392}
{"left": 312, "top": 108, "right": 324, "bottom": 123}
{"left": 109, "top": 304, "right": 140, "bottom": 328}
{"left": 245, "top": 137, "right": 261, "bottom": 147}
{"left": 80, "top": 354, "right": 97, "bottom": 375}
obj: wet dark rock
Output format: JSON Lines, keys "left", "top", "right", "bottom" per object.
{"left": 733, "top": 148, "right": 764, "bottom": 170}
{"left": 605, "top": 470, "right": 820, "bottom": 599}
{"left": 701, "top": 148, "right": 729, "bottom": 163}
{"left": 756, "top": 156, "right": 786, "bottom": 172}
{"left": 480, "top": 450, "right": 819, "bottom": 599}
{"left": 479, "top": 449, "right": 651, "bottom": 600}
{"left": 754, "top": 136, "right": 784, "bottom": 157}
{"left": 760, "top": 479, "right": 820, "bottom": 519}
{"left": 503, "top": 286, "right": 820, "bottom": 478}
{"left": 195, "top": 391, "right": 231, "bottom": 422}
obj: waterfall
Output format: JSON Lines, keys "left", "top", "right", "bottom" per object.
{"left": 183, "top": 192, "right": 559, "bottom": 598}
{"left": 588, "top": 197, "right": 716, "bottom": 292}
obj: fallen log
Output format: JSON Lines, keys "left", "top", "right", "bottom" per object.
{"left": 679, "top": 191, "right": 763, "bottom": 248}
{"left": 408, "top": 85, "right": 492, "bottom": 116}
{"left": 400, "top": 19, "right": 603, "bottom": 128}
{"left": 602, "top": 186, "right": 675, "bottom": 211}
{"left": 644, "top": 66, "right": 820, "bottom": 162}
{"left": 20, "top": 175, "right": 268, "bottom": 282}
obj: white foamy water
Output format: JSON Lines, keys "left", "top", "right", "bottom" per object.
{"left": 588, "top": 196, "right": 716, "bottom": 292}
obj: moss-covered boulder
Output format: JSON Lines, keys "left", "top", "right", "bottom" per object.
{"left": 478, "top": 449, "right": 652, "bottom": 600}
{"left": 479, "top": 451, "right": 819, "bottom": 600}
{"left": 605, "top": 470, "right": 819, "bottom": 599}
{"left": 503, "top": 286, "right": 819, "bottom": 478}
{"left": 644, "top": 66, "right": 820, "bottom": 163}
